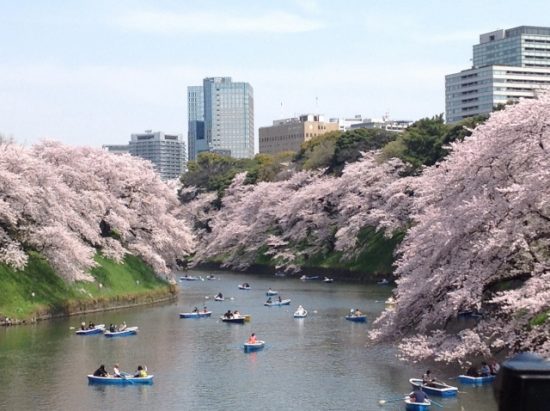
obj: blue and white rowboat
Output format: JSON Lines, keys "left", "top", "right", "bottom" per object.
{"left": 244, "top": 340, "right": 265, "bottom": 352}
{"left": 264, "top": 299, "right": 291, "bottom": 306}
{"left": 87, "top": 375, "right": 154, "bottom": 384}
{"left": 179, "top": 311, "right": 212, "bottom": 318}
{"left": 409, "top": 378, "right": 458, "bottom": 397}
{"left": 345, "top": 314, "right": 367, "bottom": 323}
{"left": 180, "top": 275, "right": 199, "bottom": 281}
{"left": 104, "top": 326, "right": 138, "bottom": 337}
{"left": 75, "top": 324, "right": 105, "bottom": 335}
{"left": 405, "top": 398, "right": 431, "bottom": 411}
{"left": 458, "top": 374, "right": 496, "bottom": 385}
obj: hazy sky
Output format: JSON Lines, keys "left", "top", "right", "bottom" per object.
{"left": 1, "top": 0, "right": 549, "bottom": 148}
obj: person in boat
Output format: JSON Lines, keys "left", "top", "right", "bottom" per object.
{"left": 88, "top": 321, "right": 95, "bottom": 329}
{"left": 119, "top": 321, "right": 127, "bottom": 331}
{"left": 422, "top": 370, "right": 437, "bottom": 387}
{"left": 297, "top": 305, "right": 304, "bottom": 313}
{"left": 278, "top": 295, "right": 282, "bottom": 302}
{"left": 224, "top": 310, "right": 233, "bottom": 319}
{"left": 216, "top": 292, "right": 223, "bottom": 299}
{"left": 93, "top": 364, "right": 108, "bottom": 377}
{"left": 489, "top": 360, "right": 500, "bottom": 375}
{"left": 203, "top": 306, "right": 208, "bottom": 313}
{"left": 233, "top": 310, "right": 240, "bottom": 318}
{"left": 247, "top": 333, "right": 257, "bottom": 344}
{"left": 113, "top": 363, "right": 122, "bottom": 378}
{"left": 354, "top": 308, "right": 362, "bottom": 316}
{"left": 243, "top": 283, "right": 249, "bottom": 288}
{"left": 80, "top": 322, "right": 86, "bottom": 330}
{"left": 466, "top": 365, "right": 480, "bottom": 377}
{"left": 134, "top": 365, "right": 147, "bottom": 378}
{"left": 109, "top": 323, "right": 116, "bottom": 332}
{"left": 266, "top": 297, "right": 272, "bottom": 304}
{"left": 192, "top": 307, "right": 199, "bottom": 313}
{"left": 410, "top": 387, "right": 428, "bottom": 403}
{"left": 480, "top": 361, "right": 491, "bottom": 376}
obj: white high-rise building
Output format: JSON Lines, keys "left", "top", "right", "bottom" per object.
{"left": 129, "top": 131, "right": 186, "bottom": 180}
{"left": 445, "top": 26, "right": 550, "bottom": 123}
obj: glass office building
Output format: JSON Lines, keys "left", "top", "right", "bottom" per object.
{"left": 129, "top": 131, "right": 186, "bottom": 180}
{"left": 446, "top": 26, "right": 550, "bottom": 123}
{"left": 187, "top": 86, "right": 206, "bottom": 161}
{"left": 187, "top": 77, "right": 254, "bottom": 159}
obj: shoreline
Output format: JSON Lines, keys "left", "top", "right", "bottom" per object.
{"left": 193, "top": 262, "right": 393, "bottom": 284}
{"left": 1, "top": 284, "right": 178, "bottom": 327}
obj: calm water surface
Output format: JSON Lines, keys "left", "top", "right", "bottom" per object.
{"left": 0, "top": 271, "right": 498, "bottom": 410}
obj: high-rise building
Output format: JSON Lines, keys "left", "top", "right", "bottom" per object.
{"left": 259, "top": 114, "right": 339, "bottom": 155}
{"left": 187, "top": 77, "right": 254, "bottom": 159}
{"left": 129, "top": 130, "right": 186, "bottom": 180}
{"left": 187, "top": 86, "right": 206, "bottom": 161}
{"left": 446, "top": 26, "right": 550, "bottom": 123}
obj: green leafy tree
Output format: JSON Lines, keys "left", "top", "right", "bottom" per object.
{"left": 329, "top": 128, "right": 398, "bottom": 174}
{"left": 294, "top": 131, "right": 341, "bottom": 171}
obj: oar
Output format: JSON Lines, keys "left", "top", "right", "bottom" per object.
{"left": 429, "top": 398, "right": 444, "bottom": 408}
{"left": 120, "top": 371, "right": 134, "bottom": 384}
{"left": 378, "top": 396, "right": 406, "bottom": 405}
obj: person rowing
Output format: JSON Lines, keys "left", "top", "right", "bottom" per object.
{"left": 410, "top": 387, "right": 428, "bottom": 403}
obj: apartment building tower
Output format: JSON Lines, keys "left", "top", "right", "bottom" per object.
{"left": 129, "top": 131, "right": 186, "bottom": 180}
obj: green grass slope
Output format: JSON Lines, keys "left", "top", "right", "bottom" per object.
{"left": 0, "top": 252, "right": 171, "bottom": 320}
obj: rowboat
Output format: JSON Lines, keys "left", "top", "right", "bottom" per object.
{"left": 180, "top": 275, "right": 200, "bottom": 281}
{"left": 264, "top": 299, "right": 291, "bottom": 306}
{"left": 409, "top": 378, "right": 458, "bottom": 397}
{"left": 345, "top": 314, "right": 367, "bottom": 323}
{"left": 293, "top": 306, "right": 308, "bottom": 318}
{"left": 214, "top": 296, "right": 225, "bottom": 301}
{"left": 206, "top": 275, "right": 217, "bottom": 280}
{"left": 220, "top": 315, "right": 250, "bottom": 324}
{"left": 266, "top": 290, "right": 278, "bottom": 296}
{"left": 300, "top": 275, "right": 319, "bottom": 281}
{"left": 458, "top": 374, "right": 496, "bottom": 385}
{"left": 238, "top": 284, "right": 251, "bottom": 290}
{"left": 405, "top": 398, "right": 431, "bottom": 411}
{"left": 104, "top": 326, "right": 138, "bottom": 337}
{"left": 244, "top": 340, "right": 265, "bottom": 352}
{"left": 377, "top": 278, "right": 389, "bottom": 285}
{"left": 75, "top": 324, "right": 105, "bottom": 335}
{"left": 87, "top": 375, "right": 154, "bottom": 384}
{"left": 323, "top": 277, "right": 334, "bottom": 283}
{"left": 179, "top": 311, "right": 212, "bottom": 318}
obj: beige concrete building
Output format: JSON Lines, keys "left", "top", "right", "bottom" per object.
{"left": 259, "top": 114, "right": 339, "bottom": 155}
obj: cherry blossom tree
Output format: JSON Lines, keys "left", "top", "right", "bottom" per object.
{"left": 0, "top": 141, "right": 195, "bottom": 281}
{"left": 372, "top": 93, "right": 550, "bottom": 362}
{"left": 187, "top": 152, "right": 411, "bottom": 272}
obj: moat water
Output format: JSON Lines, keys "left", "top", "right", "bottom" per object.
{"left": 0, "top": 271, "right": 497, "bottom": 410}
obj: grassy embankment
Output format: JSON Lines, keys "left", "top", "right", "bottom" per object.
{"left": 0, "top": 252, "right": 173, "bottom": 321}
